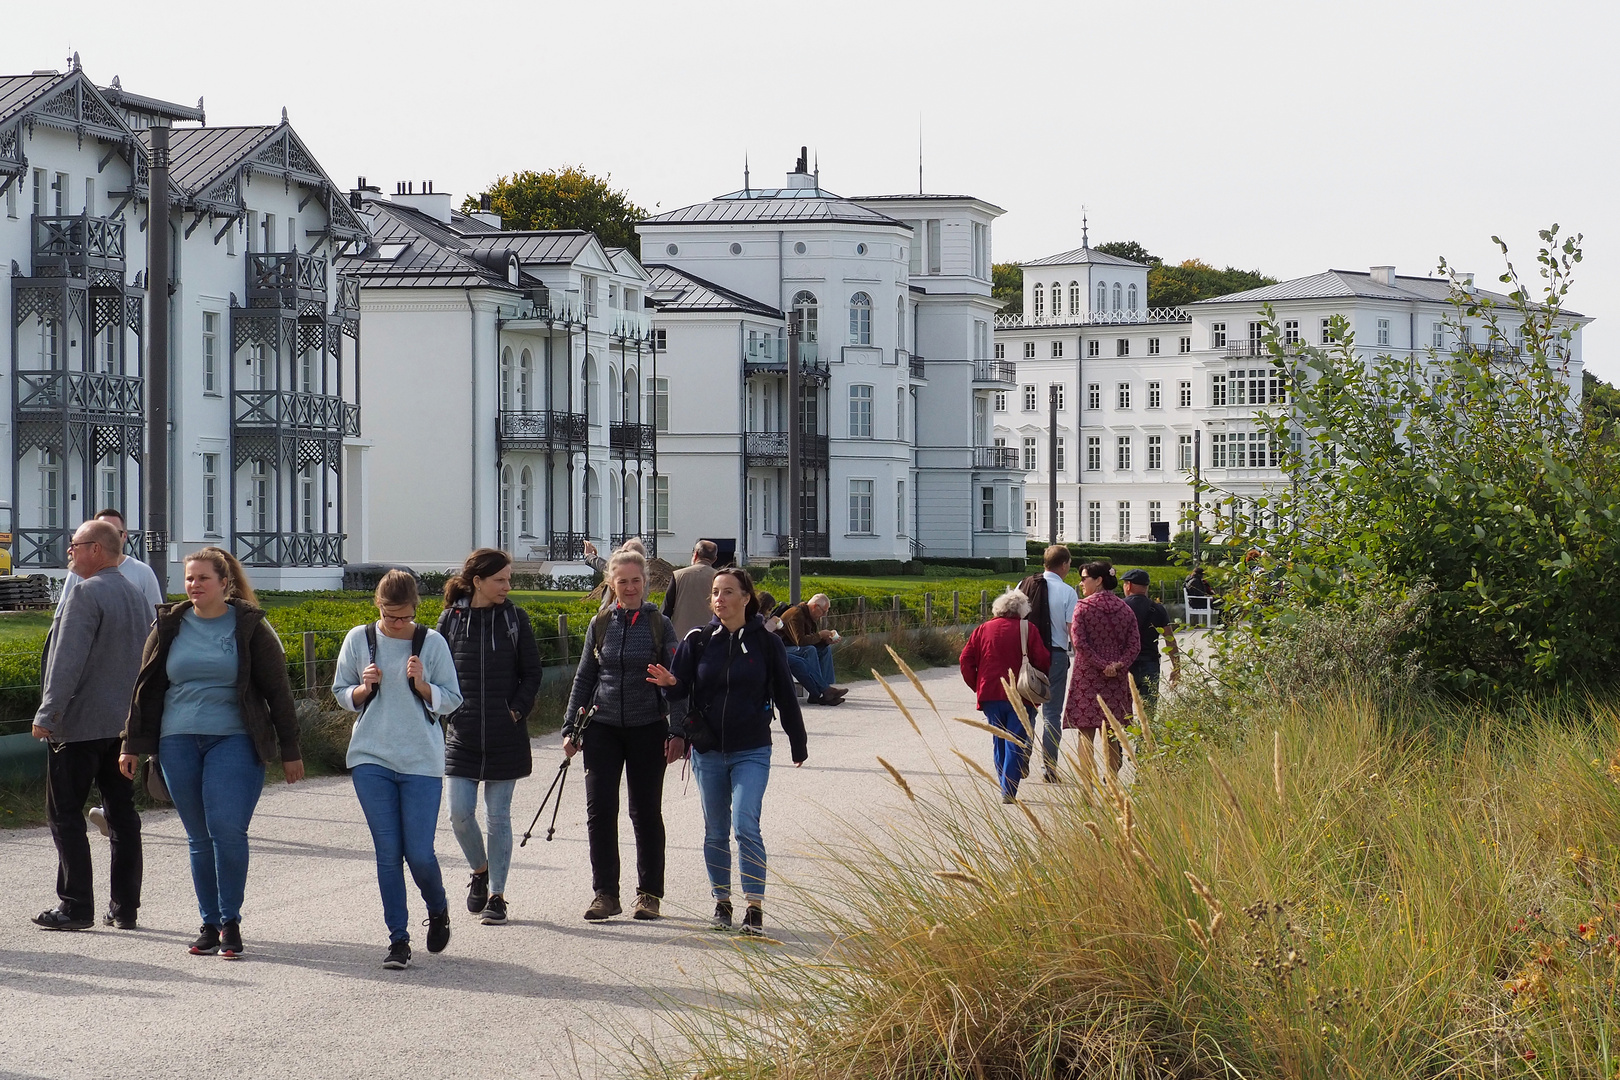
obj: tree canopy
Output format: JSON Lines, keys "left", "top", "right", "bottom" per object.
{"left": 992, "top": 262, "right": 1023, "bottom": 315}
{"left": 462, "top": 166, "right": 648, "bottom": 256}
{"left": 1093, "top": 240, "right": 1160, "bottom": 267}
{"left": 1149, "top": 258, "right": 1275, "bottom": 309}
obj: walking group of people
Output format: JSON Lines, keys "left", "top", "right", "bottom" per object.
{"left": 959, "top": 545, "right": 1179, "bottom": 801}
{"left": 31, "top": 522, "right": 809, "bottom": 969}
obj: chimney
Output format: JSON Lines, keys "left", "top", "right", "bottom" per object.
{"left": 786, "top": 145, "right": 816, "bottom": 190}
{"left": 350, "top": 175, "right": 381, "bottom": 210}
{"left": 390, "top": 179, "right": 453, "bottom": 223}
{"left": 1370, "top": 265, "right": 1395, "bottom": 286}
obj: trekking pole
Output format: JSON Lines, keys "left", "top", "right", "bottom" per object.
{"left": 519, "top": 757, "right": 571, "bottom": 846}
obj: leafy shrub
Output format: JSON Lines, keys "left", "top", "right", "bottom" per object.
{"left": 1026, "top": 540, "right": 1174, "bottom": 566}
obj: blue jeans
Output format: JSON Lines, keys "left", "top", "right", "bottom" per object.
{"left": 1041, "top": 649, "right": 1071, "bottom": 770}
{"left": 447, "top": 777, "right": 516, "bottom": 896}
{"left": 160, "top": 733, "right": 263, "bottom": 927}
{"left": 983, "top": 700, "right": 1029, "bottom": 799}
{"left": 786, "top": 644, "right": 836, "bottom": 697}
{"left": 690, "top": 746, "right": 772, "bottom": 902}
{"left": 351, "top": 764, "right": 448, "bottom": 944}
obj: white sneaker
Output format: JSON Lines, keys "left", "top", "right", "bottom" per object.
{"left": 87, "top": 806, "right": 108, "bottom": 837}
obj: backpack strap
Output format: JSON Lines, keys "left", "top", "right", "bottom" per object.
{"left": 411, "top": 623, "right": 428, "bottom": 657}
{"left": 1020, "top": 617, "right": 1030, "bottom": 661}
{"left": 590, "top": 608, "right": 613, "bottom": 664}
{"left": 360, "top": 622, "right": 380, "bottom": 715}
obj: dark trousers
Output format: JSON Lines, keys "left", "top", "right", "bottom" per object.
{"left": 45, "top": 736, "right": 142, "bottom": 919}
{"left": 582, "top": 721, "right": 668, "bottom": 899}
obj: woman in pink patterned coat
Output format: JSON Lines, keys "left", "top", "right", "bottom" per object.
{"left": 1061, "top": 563, "right": 1140, "bottom": 770}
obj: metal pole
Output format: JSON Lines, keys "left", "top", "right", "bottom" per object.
{"left": 1192, "top": 428, "right": 1202, "bottom": 567}
{"left": 787, "top": 314, "right": 802, "bottom": 605}
{"left": 144, "top": 126, "right": 171, "bottom": 596}
{"left": 1048, "top": 383, "right": 1058, "bottom": 545}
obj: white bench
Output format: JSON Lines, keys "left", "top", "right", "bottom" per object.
{"left": 1184, "top": 589, "right": 1216, "bottom": 629}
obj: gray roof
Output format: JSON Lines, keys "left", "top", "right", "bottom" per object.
{"left": 643, "top": 187, "right": 904, "bottom": 228}
{"left": 1190, "top": 269, "right": 1579, "bottom": 314}
{"left": 158, "top": 126, "right": 275, "bottom": 195}
{"left": 643, "top": 264, "right": 782, "bottom": 317}
{"left": 0, "top": 73, "right": 60, "bottom": 126}
{"left": 1022, "top": 245, "right": 1146, "bottom": 269}
{"left": 339, "top": 200, "right": 520, "bottom": 291}
{"left": 461, "top": 231, "right": 595, "bottom": 266}
{"left": 449, "top": 209, "right": 501, "bottom": 234}
{"left": 98, "top": 82, "right": 204, "bottom": 123}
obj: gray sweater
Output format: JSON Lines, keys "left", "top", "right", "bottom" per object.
{"left": 36, "top": 566, "right": 152, "bottom": 741}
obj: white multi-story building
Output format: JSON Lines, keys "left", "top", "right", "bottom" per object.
{"left": 638, "top": 151, "right": 1024, "bottom": 564}
{"left": 2, "top": 59, "right": 365, "bottom": 587}
{"left": 996, "top": 243, "right": 1588, "bottom": 544}
{"left": 340, "top": 184, "right": 655, "bottom": 568}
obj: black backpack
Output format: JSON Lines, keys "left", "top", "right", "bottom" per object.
{"left": 362, "top": 622, "right": 435, "bottom": 725}
{"left": 1018, "top": 573, "right": 1054, "bottom": 652}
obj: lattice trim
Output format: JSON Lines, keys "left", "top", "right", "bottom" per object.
{"left": 13, "top": 286, "right": 63, "bottom": 328}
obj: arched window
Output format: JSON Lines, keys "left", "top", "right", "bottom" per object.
{"left": 896, "top": 296, "right": 906, "bottom": 351}
{"left": 518, "top": 348, "right": 532, "bottom": 410}
{"left": 608, "top": 362, "right": 620, "bottom": 421}
{"left": 585, "top": 466, "right": 601, "bottom": 538}
{"left": 610, "top": 471, "right": 622, "bottom": 535}
{"left": 500, "top": 346, "right": 513, "bottom": 412}
{"left": 519, "top": 466, "right": 533, "bottom": 535}
{"left": 1127, "top": 283, "right": 1138, "bottom": 311}
{"left": 792, "top": 291, "right": 818, "bottom": 343}
{"left": 1051, "top": 282, "right": 1061, "bottom": 316}
{"left": 500, "top": 465, "right": 514, "bottom": 549}
{"left": 629, "top": 474, "right": 642, "bottom": 532}
{"left": 1032, "top": 284, "right": 1044, "bottom": 319}
{"left": 1096, "top": 281, "right": 1107, "bottom": 313}
{"left": 849, "top": 292, "right": 872, "bottom": 345}
{"left": 1069, "top": 281, "right": 1082, "bottom": 314}
{"left": 585, "top": 355, "right": 600, "bottom": 423}
{"left": 1112, "top": 283, "right": 1123, "bottom": 311}
{"left": 623, "top": 367, "right": 638, "bottom": 422}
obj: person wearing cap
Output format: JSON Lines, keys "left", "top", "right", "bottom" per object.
{"left": 1121, "top": 569, "right": 1177, "bottom": 709}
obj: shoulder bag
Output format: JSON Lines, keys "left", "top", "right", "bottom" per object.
{"left": 1016, "top": 619, "right": 1051, "bottom": 706}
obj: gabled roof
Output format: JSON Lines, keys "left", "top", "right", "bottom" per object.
{"left": 0, "top": 68, "right": 141, "bottom": 183}
{"left": 0, "top": 74, "right": 61, "bottom": 125}
{"left": 643, "top": 264, "right": 782, "bottom": 317}
{"left": 642, "top": 187, "right": 905, "bottom": 228}
{"left": 1191, "top": 269, "right": 1573, "bottom": 313}
{"left": 339, "top": 199, "right": 521, "bottom": 291}
{"left": 98, "top": 80, "right": 204, "bottom": 123}
{"left": 461, "top": 230, "right": 596, "bottom": 266}
{"left": 1022, "top": 245, "right": 1146, "bottom": 269}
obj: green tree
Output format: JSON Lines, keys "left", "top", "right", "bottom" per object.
{"left": 462, "top": 166, "right": 648, "bottom": 256}
{"left": 1215, "top": 226, "right": 1620, "bottom": 693}
{"left": 992, "top": 262, "right": 1023, "bottom": 315}
{"left": 1583, "top": 369, "right": 1620, "bottom": 436}
{"left": 1149, "top": 258, "right": 1276, "bottom": 309}
{"left": 1093, "top": 240, "right": 1160, "bottom": 267}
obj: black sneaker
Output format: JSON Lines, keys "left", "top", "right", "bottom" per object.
{"left": 189, "top": 925, "right": 222, "bottom": 955}
{"left": 710, "top": 900, "right": 733, "bottom": 931}
{"left": 740, "top": 905, "right": 765, "bottom": 937}
{"left": 425, "top": 909, "right": 451, "bottom": 953}
{"left": 383, "top": 940, "right": 412, "bottom": 969}
{"left": 479, "top": 894, "right": 508, "bottom": 926}
{"left": 32, "top": 907, "right": 92, "bottom": 931}
{"left": 102, "top": 908, "right": 136, "bottom": 930}
{"left": 466, "top": 869, "right": 489, "bottom": 913}
{"left": 220, "top": 920, "right": 244, "bottom": 960}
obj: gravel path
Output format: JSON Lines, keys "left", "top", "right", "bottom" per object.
{"left": 0, "top": 666, "right": 1026, "bottom": 1080}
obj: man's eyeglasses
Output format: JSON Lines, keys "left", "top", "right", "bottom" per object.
{"left": 66, "top": 541, "right": 100, "bottom": 551}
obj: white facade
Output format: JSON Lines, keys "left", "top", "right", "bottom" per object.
{"left": 640, "top": 154, "right": 1024, "bottom": 565}
{"left": 997, "top": 248, "right": 1589, "bottom": 544}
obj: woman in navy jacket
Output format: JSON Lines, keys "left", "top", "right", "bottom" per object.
{"left": 648, "top": 567, "right": 806, "bottom": 937}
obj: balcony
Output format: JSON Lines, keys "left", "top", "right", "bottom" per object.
{"left": 13, "top": 528, "right": 145, "bottom": 570}
{"left": 994, "top": 308, "right": 1190, "bottom": 330}
{"left": 609, "top": 420, "right": 656, "bottom": 458}
{"left": 245, "top": 252, "right": 327, "bottom": 313}
{"left": 335, "top": 274, "right": 361, "bottom": 315}
{"left": 775, "top": 532, "right": 830, "bottom": 558}
{"left": 234, "top": 390, "right": 361, "bottom": 438}
{"left": 745, "top": 339, "right": 830, "bottom": 383}
{"left": 16, "top": 371, "right": 144, "bottom": 421}
{"left": 548, "top": 532, "right": 590, "bottom": 561}
{"left": 30, "top": 214, "right": 127, "bottom": 281}
{"left": 972, "top": 360, "right": 1018, "bottom": 386}
{"left": 908, "top": 354, "right": 925, "bottom": 379}
{"left": 498, "top": 409, "right": 588, "bottom": 450}
{"left": 234, "top": 531, "right": 345, "bottom": 568}
{"left": 745, "top": 430, "right": 829, "bottom": 468}
{"left": 607, "top": 308, "right": 651, "bottom": 341}
{"left": 611, "top": 532, "right": 658, "bottom": 557}
{"left": 974, "top": 445, "right": 1023, "bottom": 470}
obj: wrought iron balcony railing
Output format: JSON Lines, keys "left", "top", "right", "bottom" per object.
{"left": 609, "top": 421, "right": 656, "bottom": 457}
{"left": 974, "top": 445, "right": 1023, "bottom": 470}
{"left": 234, "top": 531, "right": 345, "bottom": 568}
{"left": 909, "top": 355, "right": 926, "bottom": 379}
{"left": 994, "top": 308, "right": 1190, "bottom": 329}
{"left": 30, "top": 214, "right": 126, "bottom": 279}
{"left": 610, "top": 532, "right": 658, "bottom": 557}
{"left": 775, "top": 532, "right": 830, "bottom": 558}
{"left": 233, "top": 390, "right": 360, "bottom": 437}
{"left": 246, "top": 252, "right": 327, "bottom": 311}
{"left": 498, "top": 410, "right": 588, "bottom": 447}
{"left": 972, "top": 360, "right": 1018, "bottom": 386}
{"left": 745, "top": 431, "right": 829, "bottom": 468}
{"left": 16, "top": 371, "right": 144, "bottom": 420}
{"left": 548, "top": 531, "right": 590, "bottom": 561}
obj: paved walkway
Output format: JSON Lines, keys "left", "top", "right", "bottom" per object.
{"left": 0, "top": 666, "right": 1040, "bottom": 1080}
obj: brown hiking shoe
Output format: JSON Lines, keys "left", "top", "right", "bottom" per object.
{"left": 584, "top": 892, "right": 622, "bottom": 921}
{"left": 632, "top": 893, "right": 661, "bottom": 920}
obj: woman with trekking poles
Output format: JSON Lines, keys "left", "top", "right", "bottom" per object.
{"left": 647, "top": 567, "right": 807, "bottom": 937}
{"left": 121, "top": 547, "right": 302, "bottom": 959}
{"left": 562, "top": 547, "right": 680, "bottom": 923}
{"left": 437, "top": 549, "right": 543, "bottom": 927}
{"left": 333, "top": 570, "right": 463, "bottom": 970}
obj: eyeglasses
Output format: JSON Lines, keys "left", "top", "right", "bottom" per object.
{"left": 379, "top": 611, "right": 417, "bottom": 624}
{"left": 66, "top": 541, "right": 100, "bottom": 551}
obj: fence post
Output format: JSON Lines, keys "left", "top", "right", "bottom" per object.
{"left": 924, "top": 593, "right": 933, "bottom": 626}
{"left": 302, "top": 632, "right": 316, "bottom": 698}
{"left": 558, "top": 614, "right": 570, "bottom": 665}
{"left": 952, "top": 590, "right": 960, "bottom": 623}
{"left": 856, "top": 595, "right": 867, "bottom": 635}
{"left": 980, "top": 590, "right": 988, "bottom": 621}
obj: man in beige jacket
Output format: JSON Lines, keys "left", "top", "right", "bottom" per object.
{"left": 662, "top": 540, "right": 718, "bottom": 637}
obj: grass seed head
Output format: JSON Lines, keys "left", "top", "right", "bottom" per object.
{"left": 876, "top": 756, "right": 915, "bottom": 801}
{"left": 874, "top": 671, "right": 922, "bottom": 737}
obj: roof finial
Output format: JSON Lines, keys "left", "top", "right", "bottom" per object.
{"left": 743, "top": 152, "right": 750, "bottom": 197}
{"left": 1081, "top": 206, "right": 1089, "bottom": 249}
{"left": 70, "top": 51, "right": 80, "bottom": 72}
{"left": 918, "top": 116, "right": 924, "bottom": 195}
{"left": 280, "top": 106, "right": 288, "bottom": 124}
{"left": 813, "top": 149, "right": 819, "bottom": 190}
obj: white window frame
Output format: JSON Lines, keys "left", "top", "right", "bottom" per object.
{"left": 849, "top": 478, "right": 875, "bottom": 534}
{"left": 1146, "top": 434, "right": 1162, "bottom": 470}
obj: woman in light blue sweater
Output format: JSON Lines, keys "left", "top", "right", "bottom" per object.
{"left": 333, "top": 570, "right": 463, "bottom": 970}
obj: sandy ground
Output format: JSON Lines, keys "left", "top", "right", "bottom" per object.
{"left": 0, "top": 665, "right": 1059, "bottom": 1080}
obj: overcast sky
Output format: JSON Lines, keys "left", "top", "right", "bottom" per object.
{"left": 10, "top": 1, "right": 1618, "bottom": 378}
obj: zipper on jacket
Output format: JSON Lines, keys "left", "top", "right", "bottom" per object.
{"left": 479, "top": 607, "right": 487, "bottom": 781}
{"left": 721, "top": 627, "right": 735, "bottom": 754}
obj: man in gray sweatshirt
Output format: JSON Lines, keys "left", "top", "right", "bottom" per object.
{"left": 31, "top": 519, "right": 154, "bottom": 931}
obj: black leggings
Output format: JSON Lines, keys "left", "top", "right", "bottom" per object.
{"left": 582, "top": 721, "right": 668, "bottom": 899}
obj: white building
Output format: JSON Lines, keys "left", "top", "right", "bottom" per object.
{"left": 1, "top": 59, "right": 365, "bottom": 587}
{"left": 996, "top": 243, "right": 1589, "bottom": 544}
{"left": 339, "top": 184, "right": 655, "bottom": 568}
{"left": 638, "top": 151, "right": 1024, "bottom": 565}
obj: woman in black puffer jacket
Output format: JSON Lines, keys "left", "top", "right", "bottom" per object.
{"left": 436, "top": 549, "right": 542, "bottom": 927}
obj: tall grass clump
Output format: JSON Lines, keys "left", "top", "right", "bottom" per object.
{"left": 641, "top": 683, "right": 1620, "bottom": 1078}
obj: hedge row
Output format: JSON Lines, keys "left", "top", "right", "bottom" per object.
{"left": 765, "top": 557, "right": 1026, "bottom": 577}
{"left": 1024, "top": 540, "right": 1177, "bottom": 566}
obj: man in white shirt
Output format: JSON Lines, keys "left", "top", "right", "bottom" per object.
{"left": 1036, "top": 545, "right": 1078, "bottom": 783}
{"left": 57, "top": 509, "right": 163, "bottom": 613}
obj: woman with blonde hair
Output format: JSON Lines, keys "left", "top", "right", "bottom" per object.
{"left": 121, "top": 547, "right": 302, "bottom": 959}
{"left": 333, "top": 571, "right": 463, "bottom": 970}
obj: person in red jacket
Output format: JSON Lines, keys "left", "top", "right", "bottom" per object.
{"left": 959, "top": 588, "right": 1050, "bottom": 802}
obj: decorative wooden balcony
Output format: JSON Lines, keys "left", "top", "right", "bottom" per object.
{"left": 30, "top": 214, "right": 126, "bottom": 283}
{"left": 233, "top": 390, "right": 360, "bottom": 438}
{"left": 234, "top": 531, "right": 345, "bottom": 568}
{"left": 245, "top": 252, "right": 327, "bottom": 314}
{"left": 15, "top": 370, "right": 144, "bottom": 421}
